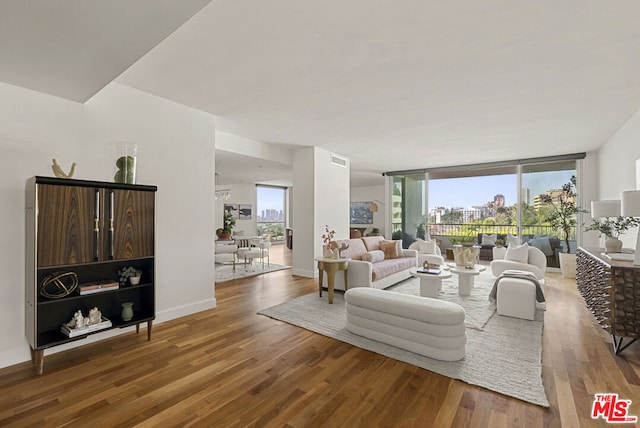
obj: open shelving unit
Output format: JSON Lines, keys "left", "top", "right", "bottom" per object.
{"left": 25, "top": 176, "right": 157, "bottom": 374}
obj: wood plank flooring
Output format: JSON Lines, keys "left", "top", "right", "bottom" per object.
{"left": 1, "top": 244, "right": 639, "bottom": 427}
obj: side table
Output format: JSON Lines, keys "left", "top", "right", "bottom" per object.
{"left": 315, "top": 257, "right": 350, "bottom": 304}
{"left": 449, "top": 264, "right": 487, "bottom": 296}
{"left": 410, "top": 268, "right": 452, "bottom": 298}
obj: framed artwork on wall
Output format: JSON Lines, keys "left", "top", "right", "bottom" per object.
{"left": 350, "top": 201, "right": 373, "bottom": 224}
{"left": 224, "top": 204, "right": 239, "bottom": 219}
{"left": 239, "top": 204, "right": 252, "bottom": 220}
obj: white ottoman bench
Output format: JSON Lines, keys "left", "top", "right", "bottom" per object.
{"left": 344, "top": 288, "right": 466, "bottom": 361}
{"left": 496, "top": 277, "right": 537, "bottom": 321}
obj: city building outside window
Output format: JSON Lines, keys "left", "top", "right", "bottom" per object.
{"left": 256, "top": 185, "right": 286, "bottom": 242}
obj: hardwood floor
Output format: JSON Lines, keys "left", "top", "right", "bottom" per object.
{"left": 1, "top": 244, "right": 639, "bottom": 427}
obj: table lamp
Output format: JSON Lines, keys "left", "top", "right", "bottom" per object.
{"left": 591, "top": 200, "right": 621, "bottom": 218}
{"left": 621, "top": 190, "right": 640, "bottom": 265}
{"left": 591, "top": 200, "right": 622, "bottom": 252}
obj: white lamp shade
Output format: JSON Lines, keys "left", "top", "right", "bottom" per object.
{"left": 590, "top": 200, "right": 621, "bottom": 218}
{"left": 621, "top": 191, "right": 640, "bottom": 217}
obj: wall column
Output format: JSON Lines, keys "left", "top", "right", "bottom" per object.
{"left": 292, "top": 147, "right": 350, "bottom": 277}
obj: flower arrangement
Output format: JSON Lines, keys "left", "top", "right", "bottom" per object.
{"left": 322, "top": 225, "right": 335, "bottom": 247}
{"left": 584, "top": 216, "right": 640, "bottom": 239}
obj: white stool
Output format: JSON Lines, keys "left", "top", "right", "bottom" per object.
{"left": 243, "top": 249, "right": 263, "bottom": 270}
{"left": 257, "top": 241, "right": 271, "bottom": 267}
{"left": 214, "top": 244, "right": 238, "bottom": 271}
{"left": 237, "top": 247, "right": 251, "bottom": 265}
{"left": 496, "top": 277, "right": 537, "bottom": 321}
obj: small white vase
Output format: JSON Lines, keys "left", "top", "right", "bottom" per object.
{"left": 604, "top": 237, "right": 623, "bottom": 253}
{"left": 129, "top": 275, "right": 141, "bottom": 285}
{"left": 322, "top": 245, "right": 334, "bottom": 258}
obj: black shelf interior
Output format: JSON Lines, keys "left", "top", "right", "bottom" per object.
{"left": 37, "top": 314, "right": 154, "bottom": 349}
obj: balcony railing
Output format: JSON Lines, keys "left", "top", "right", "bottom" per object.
{"left": 391, "top": 222, "right": 575, "bottom": 243}
{"left": 427, "top": 223, "right": 563, "bottom": 238}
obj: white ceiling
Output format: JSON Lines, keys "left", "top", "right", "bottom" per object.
{"left": 4, "top": 1, "right": 640, "bottom": 187}
{"left": 0, "top": 0, "right": 212, "bottom": 102}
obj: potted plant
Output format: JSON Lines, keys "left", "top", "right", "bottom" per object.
{"left": 539, "top": 175, "right": 587, "bottom": 278}
{"left": 584, "top": 216, "right": 640, "bottom": 253}
{"left": 118, "top": 266, "right": 142, "bottom": 286}
{"left": 217, "top": 210, "right": 236, "bottom": 239}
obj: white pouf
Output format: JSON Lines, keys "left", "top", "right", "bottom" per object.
{"left": 496, "top": 277, "right": 537, "bottom": 321}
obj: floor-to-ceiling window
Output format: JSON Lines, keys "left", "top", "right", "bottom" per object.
{"left": 386, "top": 154, "right": 583, "bottom": 266}
{"left": 428, "top": 166, "right": 517, "bottom": 245}
{"left": 256, "top": 185, "right": 286, "bottom": 242}
{"left": 521, "top": 160, "right": 578, "bottom": 265}
{"left": 391, "top": 173, "right": 426, "bottom": 247}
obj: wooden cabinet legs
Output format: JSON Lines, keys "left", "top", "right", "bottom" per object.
{"left": 31, "top": 348, "right": 44, "bottom": 375}
{"left": 135, "top": 320, "right": 153, "bottom": 341}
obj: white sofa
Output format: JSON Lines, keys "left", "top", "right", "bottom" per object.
{"left": 345, "top": 288, "right": 466, "bottom": 361}
{"left": 323, "top": 236, "right": 417, "bottom": 291}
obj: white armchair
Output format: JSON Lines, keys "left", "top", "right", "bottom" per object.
{"left": 215, "top": 244, "right": 238, "bottom": 271}
{"left": 490, "top": 245, "right": 546, "bottom": 283}
{"left": 408, "top": 239, "right": 445, "bottom": 267}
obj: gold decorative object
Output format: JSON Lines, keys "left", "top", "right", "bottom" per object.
{"left": 51, "top": 159, "right": 77, "bottom": 178}
{"left": 40, "top": 271, "right": 78, "bottom": 299}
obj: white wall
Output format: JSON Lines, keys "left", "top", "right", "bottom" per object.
{"left": 292, "top": 147, "right": 350, "bottom": 277}
{"left": 0, "top": 81, "right": 216, "bottom": 369}
{"left": 597, "top": 108, "right": 640, "bottom": 249}
{"left": 350, "top": 185, "right": 385, "bottom": 236}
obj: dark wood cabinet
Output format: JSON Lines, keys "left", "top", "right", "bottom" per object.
{"left": 26, "top": 176, "right": 157, "bottom": 374}
{"left": 576, "top": 247, "right": 640, "bottom": 354}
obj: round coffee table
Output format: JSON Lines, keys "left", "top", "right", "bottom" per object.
{"left": 449, "top": 264, "right": 487, "bottom": 296}
{"left": 411, "top": 268, "right": 452, "bottom": 298}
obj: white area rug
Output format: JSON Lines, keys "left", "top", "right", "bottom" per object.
{"left": 215, "top": 263, "right": 290, "bottom": 283}
{"left": 258, "top": 270, "right": 548, "bottom": 407}
{"left": 388, "top": 272, "right": 497, "bottom": 330}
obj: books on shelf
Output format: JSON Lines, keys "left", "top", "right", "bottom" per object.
{"left": 416, "top": 268, "right": 442, "bottom": 275}
{"left": 61, "top": 317, "right": 112, "bottom": 338}
{"left": 79, "top": 280, "right": 119, "bottom": 295}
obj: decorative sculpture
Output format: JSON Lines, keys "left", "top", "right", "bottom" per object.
{"left": 51, "top": 159, "right": 76, "bottom": 178}
{"left": 65, "top": 307, "right": 103, "bottom": 329}
{"left": 88, "top": 307, "right": 102, "bottom": 325}
{"left": 337, "top": 242, "right": 350, "bottom": 258}
{"left": 453, "top": 246, "right": 480, "bottom": 269}
{"left": 40, "top": 271, "right": 78, "bottom": 299}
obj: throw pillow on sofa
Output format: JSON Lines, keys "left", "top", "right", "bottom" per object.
{"left": 505, "top": 242, "right": 529, "bottom": 264}
{"left": 362, "top": 250, "right": 385, "bottom": 263}
{"left": 481, "top": 233, "right": 497, "bottom": 246}
{"left": 506, "top": 234, "right": 518, "bottom": 246}
{"left": 380, "top": 240, "right": 400, "bottom": 259}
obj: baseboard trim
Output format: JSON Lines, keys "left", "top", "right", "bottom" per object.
{"left": 291, "top": 268, "right": 317, "bottom": 278}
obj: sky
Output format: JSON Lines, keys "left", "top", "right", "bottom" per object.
{"left": 429, "top": 170, "right": 575, "bottom": 208}
{"left": 257, "top": 186, "right": 285, "bottom": 211}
